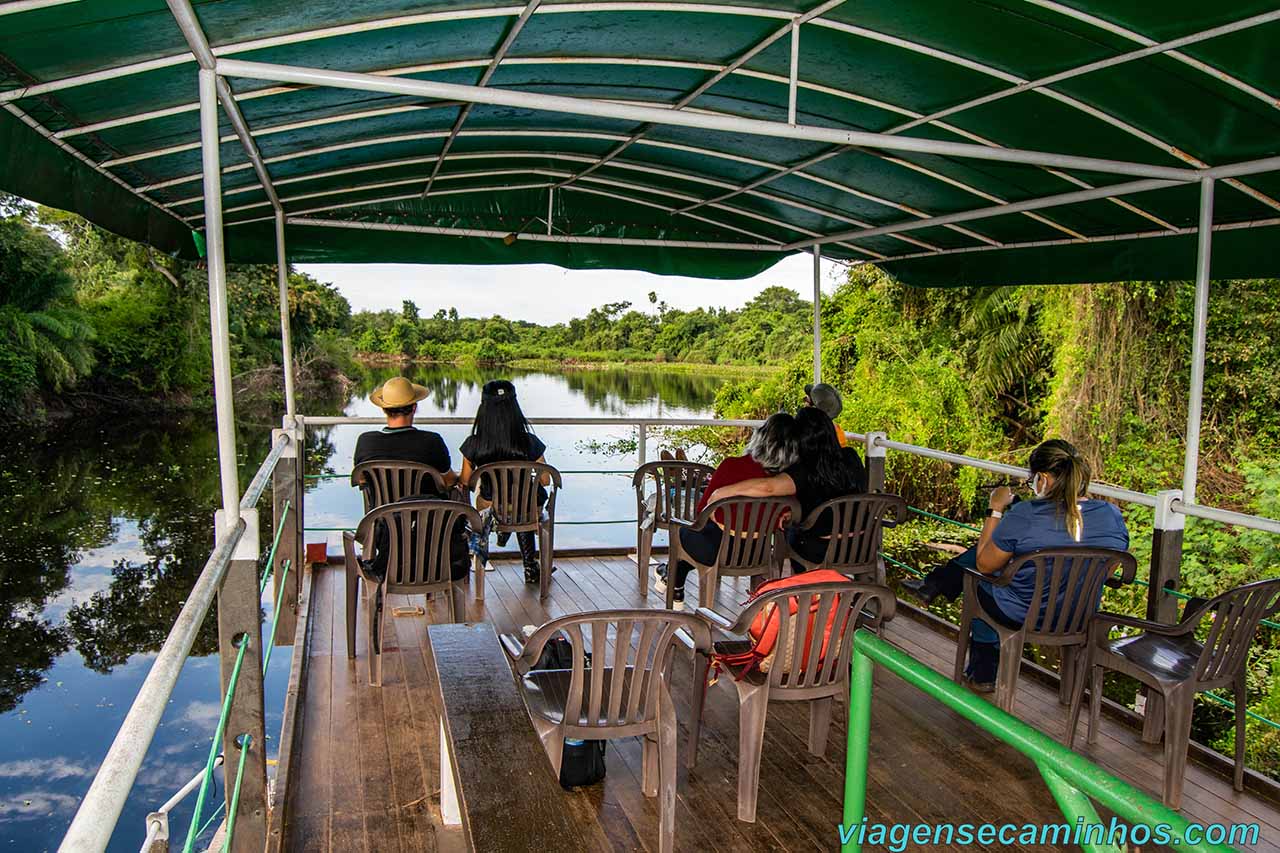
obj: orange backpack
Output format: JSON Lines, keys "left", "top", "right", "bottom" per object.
{"left": 713, "top": 570, "right": 850, "bottom": 679}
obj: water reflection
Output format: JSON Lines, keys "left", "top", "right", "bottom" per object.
{"left": 1, "top": 364, "right": 720, "bottom": 849}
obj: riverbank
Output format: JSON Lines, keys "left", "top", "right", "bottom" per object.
{"left": 354, "top": 352, "right": 781, "bottom": 378}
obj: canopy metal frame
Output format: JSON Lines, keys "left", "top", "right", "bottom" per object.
{"left": 27, "top": 4, "right": 1280, "bottom": 851}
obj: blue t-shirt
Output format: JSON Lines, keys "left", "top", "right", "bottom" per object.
{"left": 986, "top": 499, "right": 1130, "bottom": 625}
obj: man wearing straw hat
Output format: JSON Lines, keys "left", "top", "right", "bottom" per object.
{"left": 354, "top": 375, "right": 458, "bottom": 487}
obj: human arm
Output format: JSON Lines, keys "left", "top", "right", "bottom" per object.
{"left": 459, "top": 457, "right": 474, "bottom": 490}
{"left": 534, "top": 455, "right": 551, "bottom": 486}
{"left": 706, "top": 472, "right": 796, "bottom": 504}
{"left": 975, "top": 486, "right": 1016, "bottom": 573}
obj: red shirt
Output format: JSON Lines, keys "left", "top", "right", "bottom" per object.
{"left": 696, "top": 455, "right": 768, "bottom": 525}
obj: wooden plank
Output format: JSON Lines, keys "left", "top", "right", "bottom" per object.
{"left": 267, "top": 564, "right": 316, "bottom": 853}
{"left": 427, "top": 621, "right": 613, "bottom": 851}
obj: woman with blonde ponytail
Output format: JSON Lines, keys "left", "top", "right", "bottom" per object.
{"left": 901, "top": 438, "right": 1129, "bottom": 691}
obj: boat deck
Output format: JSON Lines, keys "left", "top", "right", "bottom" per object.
{"left": 275, "top": 557, "right": 1280, "bottom": 852}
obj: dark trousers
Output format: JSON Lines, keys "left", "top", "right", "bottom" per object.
{"left": 921, "top": 548, "right": 1023, "bottom": 682}
{"left": 674, "top": 525, "right": 723, "bottom": 590}
{"left": 785, "top": 527, "right": 826, "bottom": 569}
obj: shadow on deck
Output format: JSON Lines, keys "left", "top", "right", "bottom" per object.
{"left": 275, "top": 557, "right": 1280, "bottom": 852}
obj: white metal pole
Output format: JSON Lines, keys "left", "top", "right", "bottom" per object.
{"left": 788, "top": 20, "right": 800, "bottom": 124}
{"left": 201, "top": 69, "right": 242, "bottom": 525}
{"left": 1181, "top": 176, "right": 1214, "bottom": 505}
{"left": 812, "top": 244, "right": 821, "bottom": 383}
{"left": 546, "top": 187, "right": 553, "bottom": 235}
{"left": 274, "top": 209, "right": 297, "bottom": 416}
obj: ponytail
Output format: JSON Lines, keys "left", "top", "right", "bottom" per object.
{"left": 1028, "top": 439, "right": 1091, "bottom": 541}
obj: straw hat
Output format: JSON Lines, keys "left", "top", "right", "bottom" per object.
{"left": 369, "top": 376, "right": 429, "bottom": 409}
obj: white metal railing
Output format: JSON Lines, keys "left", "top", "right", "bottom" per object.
{"left": 59, "top": 434, "right": 291, "bottom": 853}
{"left": 303, "top": 415, "right": 1280, "bottom": 534}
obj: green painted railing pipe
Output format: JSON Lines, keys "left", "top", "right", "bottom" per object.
{"left": 182, "top": 635, "right": 250, "bottom": 853}
{"left": 259, "top": 500, "right": 291, "bottom": 595}
{"left": 1039, "top": 765, "right": 1122, "bottom": 853}
{"left": 843, "top": 629, "right": 1237, "bottom": 853}
{"left": 841, "top": 651, "right": 874, "bottom": 853}
{"left": 222, "top": 734, "right": 252, "bottom": 852}
{"left": 261, "top": 559, "right": 292, "bottom": 672}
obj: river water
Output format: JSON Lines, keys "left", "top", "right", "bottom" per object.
{"left": 0, "top": 364, "right": 729, "bottom": 851}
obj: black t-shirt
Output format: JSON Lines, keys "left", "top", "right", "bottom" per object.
{"left": 785, "top": 448, "right": 867, "bottom": 533}
{"left": 459, "top": 432, "right": 547, "bottom": 502}
{"left": 353, "top": 427, "right": 452, "bottom": 473}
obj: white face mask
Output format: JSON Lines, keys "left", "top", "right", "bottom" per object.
{"left": 1032, "top": 473, "right": 1051, "bottom": 500}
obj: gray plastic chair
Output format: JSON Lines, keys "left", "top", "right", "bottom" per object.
{"left": 632, "top": 460, "right": 715, "bottom": 595}
{"left": 697, "top": 580, "right": 895, "bottom": 822}
{"left": 667, "top": 495, "right": 800, "bottom": 609}
{"left": 342, "top": 499, "right": 480, "bottom": 686}
{"left": 470, "top": 460, "right": 562, "bottom": 601}
{"left": 788, "top": 492, "right": 907, "bottom": 583}
{"left": 348, "top": 460, "right": 450, "bottom": 649}
{"left": 351, "top": 458, "right": 449, "bottom": 512}
{"left": 1068, "top": 577, "right": 1280, "bottom": 808}
{"left": 502, "top": 610, "right": 712, "bottom": 853}
{"left": 952, "top": 547, "right": 1137, "bottom": 715}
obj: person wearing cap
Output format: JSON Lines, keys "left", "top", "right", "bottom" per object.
{"left": 354, "top": 376, "right": 457, "bottom": 486}
{"left": 804, "top": 382, "right": 848, "bottom": 447}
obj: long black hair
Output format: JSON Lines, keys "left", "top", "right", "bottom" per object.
{"left": 794, "top": 406, "right": 861, "bottom": 493}
{"left": 467, "top": 379, "right": 537, "bottom": 465}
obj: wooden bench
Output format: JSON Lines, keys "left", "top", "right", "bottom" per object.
{"left": 426, "top": 622, "right": 611, "bottom": 852}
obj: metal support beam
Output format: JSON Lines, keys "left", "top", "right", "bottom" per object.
{"left": 864, "top": 432, "right": 886, "bottom": 492}
{"left": 788, "top": 20, "right": 800, "bottom": 124}
{"left": 274, "top": 210, "right": 297, "bottom": 416}
{"left": 213, "top": 59, "right": 1196, "bottom": 182}
{"left": 167, "top": 0, "right": 281, "bottom": 210}
{"left": 200, "top": 69, "right": 241, "bottom": 523}
{"left": 423, "top": 0, "right": 543, "bottom": 197}
{"left": 1182, "top": 177, "right": 1214, "bottom": 504}
{"left": 812, "top": 245, "right": 821, "bottom": 382}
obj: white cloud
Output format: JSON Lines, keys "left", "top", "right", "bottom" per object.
{"left": 299, "top": 254, "right": 846, "bottom": 323}
{"left": 0, "top": 758, "right": 95, "bottom": 780}
{"left": 0, "top": 791, "right": 81, "bottom": 822}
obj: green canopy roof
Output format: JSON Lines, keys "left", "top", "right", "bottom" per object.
{"left": 1, "top": 0, "right": 1277, "bottom": 283}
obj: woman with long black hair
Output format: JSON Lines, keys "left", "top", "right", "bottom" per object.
{"left": 703, "top": 406, "right": 867, "bottom": 565}
{"left": 459, "top": 380, "right": 553, "bottom": 584}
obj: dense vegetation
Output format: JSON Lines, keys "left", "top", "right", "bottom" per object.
{"left": 0, "top": 195, "right": 352, "bottom": 419}
{"left": 349, "top": 285, "right": 814, "bottom": 366}
{"left": 714, "top": 266, "right": 1280, "bottom": 774}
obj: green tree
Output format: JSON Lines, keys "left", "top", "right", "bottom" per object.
{"left": 0, "top": 215, "right": 95, "bottom": 403}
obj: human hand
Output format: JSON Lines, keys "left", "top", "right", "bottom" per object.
{"left": 989, "top": 486, "right": 1015, "bottom": 512}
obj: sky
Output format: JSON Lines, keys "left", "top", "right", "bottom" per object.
{"left": 298, "top": 253, "right": 848, "bottom": 323}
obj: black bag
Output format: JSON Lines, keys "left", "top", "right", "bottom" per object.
{"left": 531, "top": 634, "right": 607, "bottom": 789}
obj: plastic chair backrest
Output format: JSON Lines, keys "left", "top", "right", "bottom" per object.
{"left": 354, "top": 499, "right": 481, "bottom": 591}
{"left": 632, "top": 461, "right": 715, "bottom": 526}
{"left": 351, "top": 459, "right": 448, "bottom": 513}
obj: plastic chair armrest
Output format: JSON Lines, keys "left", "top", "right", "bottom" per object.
{"left": 499, "top": 632, "right": 525, "bottom": 662}
{"left": 1092, "top": 610, "right": 1193, "bottom": 637}
{"left": 695, "top": 606, "right": 736, "bottom": 633}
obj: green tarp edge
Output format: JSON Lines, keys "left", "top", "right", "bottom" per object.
{"left": 0, "top": 109, "right": 199, "bottom": 260}
{"left": 223, "top": 220, "right": 788, "bottom": 279}
{"left": 880, "top": 225, "right": 1280, "bottom": 288}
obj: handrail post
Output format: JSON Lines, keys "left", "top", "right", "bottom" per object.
{"left": 1140, "top": 489, "right": 1185, "bottom": 743}
{"left": 637, "top": 423, "right": 647, "bottom": 465}
{"left": 864, "top": 431, "right": 886, "bottom": 492}
{"left": 212, "top": 507, "right": 268, "bottom": 853}
{"left": 840, "top": 648, "right": 873, "bottom": 853}
{"left": 271, "top": 421, "right": 303, "bottom": 646}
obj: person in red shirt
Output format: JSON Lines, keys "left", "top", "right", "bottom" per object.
{"left": 655, "top": 412, "right": 800, "bottom": 606}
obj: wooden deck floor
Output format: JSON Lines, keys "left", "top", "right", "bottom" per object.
{"left": 276, "top": 557, "right": 1280, "bottom": 852}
